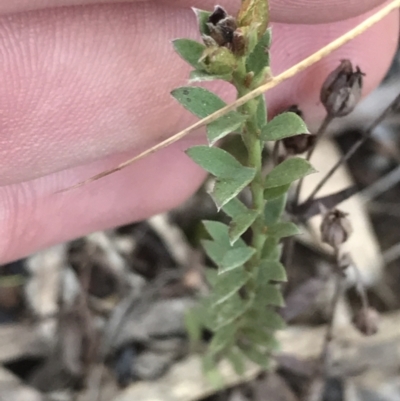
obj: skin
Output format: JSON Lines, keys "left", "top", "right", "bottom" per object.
{"left": 0, "top": 0, "right": 398, "bottom": 263}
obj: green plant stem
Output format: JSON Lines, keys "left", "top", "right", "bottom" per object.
{"left": 234, "top": 63, "right": 266, "bottom": 284}
{"left": 245, "top": 118, "right": 266, "bottom": 259}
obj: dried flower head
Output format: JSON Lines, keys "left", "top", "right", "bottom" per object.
{"left": 320, "top": 60, "right": 364, "bottom": 117}
{"left": 320, "top": 208, "right": 353, "bottom": 249}
{"left": 353, "top": 307, "right": 379, "bottom": 336}
{"left": 206, "top": 6, "right": 237, "bottom": 48}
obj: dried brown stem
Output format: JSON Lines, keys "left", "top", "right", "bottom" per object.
{"left": 304, "top": 91, "right": 400, "bottom": 204}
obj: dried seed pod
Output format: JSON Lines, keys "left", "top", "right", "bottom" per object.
{"left": 353, "top": 307, "right": 379, "bottom": 336}
{"left": 282, "top": 134, "right": 317, "bottom": 155}
{"left": 320, "top": 208, "right": 353, "bottom": 249}
{"left": 279, "top": 105, "right": 315, "bottom": 155}
{"left": 320, "top": 60, "right": 364, "bottom": 117}
{"left": 206, "top": 6, "right": 237, "bottom": 47}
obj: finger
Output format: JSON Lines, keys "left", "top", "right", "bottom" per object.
{"left": 0, "top": 0, "right": 391, "bottom": 24}
{"left": 0, "top": 3, "right": 397, "bottom": 186}
{"left": 0, "top": 3, "right": 397, "bottom": 263}
{"left": 0, "top": 138, "right": 207, "bottom": 263}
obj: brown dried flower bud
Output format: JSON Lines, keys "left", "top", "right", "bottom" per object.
{"left": 320, "top": 60, "right": 364, "bottom": 117}
{"left": 206, "top": 6, "right": 237, "bottom": 48}
{"left": 282, "top": 134, "right": 317, "bottom": 156}
{"left": 281, "top": 106, "right": 315, "bottom": 155}
{"left": 320, "top": 208, "right": 353, "bottom": 249}
{"left": 353, "top": 307, "right": 379, "bottom": 336}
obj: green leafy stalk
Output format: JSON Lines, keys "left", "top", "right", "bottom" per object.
{"left": 171, "top": 1, "right": 315, "bottom": 379}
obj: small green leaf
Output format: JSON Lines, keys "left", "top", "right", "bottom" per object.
{"left": 246, "top": 28, "right": 271, "bottom": 77}
{"left": 223, "top": 198, "right": 258, "bottom": 244}
{"left": 192, "top": 8, "right": 211, "bottom": 36}
{"left": 264, "top": 157, "right": 316, "bottom": 188}
{"left": 227, "top": 348, "right": 246, "bottom": 375}
{"left": 259, "top": 284, "right": 285, "bottom": 307}
{"left": 204, "top": 267, "right": 218, "bottom": 287}
{"left": 202, "top": 240, "right": 226, "bottom": 266}
{"left": 263, "top": 309, "right": 286, "bottom": 331}
{"left": 214, "top": 269, "right": 250, "bottom": 305}
{"left": 241, "top": 326, "right": 278, "bottom": 349}
{"left": 261, "top": 236, "right": 280, "bottom": 260}
{"left": 209, "top": 325, "right": 235, "bottom": 355}
{"left": 202, "top": 221, "right": 247, "bottom": 267}
{"left": 219, "top": 247, "right": 255, "bottom": 274}
{"left": 260, "top": 259, "right": 287, "bottom": 282}
{"left": 239, "top": 344, "right": 270, "bottom": 369}
{"left": 171, "top": 87, "right": 225, "bottom": 119}
{"left": 184, "top": 307, "right": 203, "bottom": 345}
{"left": 268, "top": 221, "right": 301, "bottom": 239}
{"left": 213, "top": 293, "right": 251, "bottom": 329}
{"left": 207, "top": 112, "right": 246, "bottom": 146}
{"left": 212, "top": 174, "right": 256, "bottom": 209}
{"left": 187, "top": 146, "right": 256, "bottom": 207}
{"left": 246, "top": 308, "right": 286, "bottom": 331}
{"left": 199, "top": 297, "right": 217, "bottom": 330}
{"left": 189, "top": 70, "right": 232, "bottom": 83}
{"left": 202, "top": 354, "right": 224, "bottom": 389}
{"left": 186, "top": 146, "right": 254, "bottom": 179}
{"left": 256, "top": 95, "right": 267, "bottom": 128}
{"left": 203, "top": 220, "right": 231, "bottom": 244}
{"left": 261, "top": 112, "right": 309, "bottom": 141}
{"left": 264, "top": 184, "right": 290, "bottom": 200}
{"left": 264, "top": 194, "right": 287, "bottom": 226}
{"left": 172, "top": 39, "right": 206, "bottom": 70}
{"left": 203, "top": 221, "right": 246, "bottom": 248}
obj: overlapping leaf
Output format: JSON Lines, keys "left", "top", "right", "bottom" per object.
{"left": 264, "top": 157, "right": 316, "bottom": 188}
{"left": 172, "top": 39, "right": 206, "bottom": 70}
{"left": 212, "top": 293, "right": 252, "bottom": 329}
{"left": 268, "top": 221, "right": 301, "bottom": 239}
{"left": 264, "top": 194, "right": 287, "bottom": 225}
{"left": 259, "top": 259, "right": 287, "bottom": 282}
{"left": 261, "top": 111, "right": 309, "bottom": 141}
{"left": 214, "top": 269, "right": 250, "bottom": 305}
{"left": 171, "top": 87, "right": 226, "bottom": 118}
{"left": 172, "top": 87, "right": 246, "bottom": 145}
{"left": 264, "top": 184, "right": 290, "bottom": 200}
{"left": 219, "top": 247, "right": 255, "bottom": 273}
{"left": 246, "top": 28, "right": 272, "bottom": 77}
{"left": 223, "top": 198, "right": 258, "bottom": 244}
{"left": 187, "top": 146, "right": 256, "bottom": 208}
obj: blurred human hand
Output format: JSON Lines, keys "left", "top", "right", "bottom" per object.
{"left": 0, "top": 0, "right": 397, "bottom": 263}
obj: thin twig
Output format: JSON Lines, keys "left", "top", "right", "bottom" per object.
{"left": 293, "top": 115, "right": 334, "bottom": 206}
{"left": 382, "top": 241, "right": 400, "bottom": 265}
{"left": 360, "top": 164, "right": 400, "bottom": 203}
{"left": 306, "top": 263, "right": 344, "bottom": 401}
{"left": 61, "top": 0, "right": 400, "bottom": 191}
{"left": 303, "top": 92, "right": 400, "bottom": 203}
{"left": 320, "top": 270, "right": 343, "bottom": 372}
{"left": 286, "top": 115, "right": 334, "bottom": 270}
